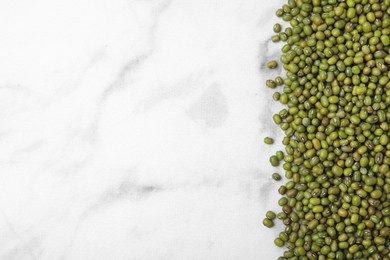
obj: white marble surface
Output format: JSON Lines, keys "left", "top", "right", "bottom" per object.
{"left": 0, "top": 0, "right": 288, "bottom": 259}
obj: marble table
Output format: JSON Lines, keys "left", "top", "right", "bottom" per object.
{"left": 0, "top": 0, "right": 288, "bottom": 259}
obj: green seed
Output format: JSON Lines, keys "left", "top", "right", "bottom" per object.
{"left": 331, "top": 165, "right": 343, "bottom": 176}
{"left": 349, "top": 244, "right": 359, "bottom": 254}
{"left": 270, "top": 155, "right": 279, "bottom": 167}
{"left": 351, "top": 214, "right": 359, "bottom": 224}
{"left": 274, "top": 238, "right": 284, "bottom": 247}
{"left": 374, "top": 236, "right": 385, "bottom": 245}
{"left": 338, "top": 208, "right": 348, "bottom": 218}
{"left": 312, "top": 205, "right": 324, "bottom": 213}
{"left": 264, "top": 137, "right": 274, "bottom": 145}
{"left": 272, "top": 173, "right": 282, "bottom": 181}
{"left": 275, "top": 151, "right": 284, "bottom": 160}
{"left": 381, "top": 35, "right": 389, "bottom": 46}
{"left": 278, "top": 197, "right": 287, "bottom": 206}
{"left": 362, "top": 22, "right": 371, "bottom": 33}
{"left": 371, "top": 190, "right": 382, "bottom": 199}
{"left": 267, "top": 60, "right": 278, "bottom": 69}
{"left": 273, "top": 114, "right": 282, "bottom": 124}
{"left": 275, "top": 76, "right": 283, "bottom": 86}
{"left": 379, "top": 227, "right": 390, "bottom": 237}
{"left": 266, "top": 210, "right": 276, "bottom": 220}
{"left": 271, "top": 35, "right": 280, "bottom": 42}
{"left": 287, "top": 63, "right": 299, "bottom": 73}
{"left": 263, "top": 218, "right": 274, "bottom": 228}
{"left": 272, "top": 92, "right": 280, "bottom": 101}
{"left": 273, "top": 23, "right": 282, "bottom": 33}
{"left": 263, "top": 0, "right": 390, "bottom": 257}
{"left": 308, "top": 219, "right": 319, "bottom": 230}
{"left": 266, "top": 80, "right": 277, "bottom": 88}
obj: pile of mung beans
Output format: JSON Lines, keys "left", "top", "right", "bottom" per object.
{"left": 262, "top": 0, "right": 390, "bottom": 259}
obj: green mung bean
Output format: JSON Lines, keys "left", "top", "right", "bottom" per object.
{"left": 263, "top": 0, "right": 390, "bottom": 258}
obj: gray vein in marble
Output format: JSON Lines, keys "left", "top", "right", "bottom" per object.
{"left": 50, "top": 0, "right": 175, "bottom": 179}
{"left": 101, "top": 54, "right": 149, "bottom": 99}
{"left": 86, "top": 53, "right": 150, "bottom": 145}
{"left": 0, "top": 210, "right": 37, "bottom": 260}
{"left": 63, "top": 173, "right": 238, "bottom": 258}
{"left": 149, "top": 0, "right": 173, "bottom": 37}
{"left": 8, "top": 140, "right": 44, "bottom": 162}
{"left": 0, "top": 85, "right": 43, "bottom": 116}
{"left": 85, "top": 0, "right": 173, "bottom": 145}
{"left": 132, "top": 70, "right": 213, "bottom": 114}
{"left": 60, "top": 179, "right": 162, "bottom": 260}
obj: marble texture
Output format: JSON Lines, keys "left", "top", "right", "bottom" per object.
{"left": 0, "top": 0, "right": 288, "bottom": 259}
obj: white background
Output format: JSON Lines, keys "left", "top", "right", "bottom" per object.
{"left": 0, "top": 0, "right": 288, "bottom": 259}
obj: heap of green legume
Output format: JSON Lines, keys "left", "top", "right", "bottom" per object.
{"left": 263, "top": 0, "right": 390, "bottom": 259}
